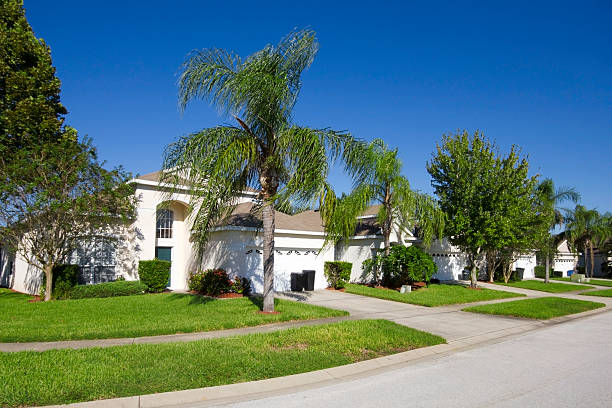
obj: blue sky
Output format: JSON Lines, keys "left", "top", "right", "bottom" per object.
{"left": 25, "top": 0, "right": 611, "bottom": 212}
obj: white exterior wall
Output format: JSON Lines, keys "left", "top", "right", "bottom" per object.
{"left": 552, "top": 241, "right": 578, "bottom": 277}
{"left": 426, "top": 238, "right": 470, "bottom": 281}
{"left": 202, "top": 229, "right": 333, "bottom": 293}
{"left": 335, "top": 237, "right": 382, "bottom": 282}
{"left": 511, "top": 254, "right": 536, "bottom": 279}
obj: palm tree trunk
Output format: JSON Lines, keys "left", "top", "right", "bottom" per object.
{"left": 583, "top": 243, "right": 589, "bottom": 278}
{"left": 43, "top": 264, "right": 53, "bottom": 302}
{"left": 262, "top": 201, "right": 275, "bottom": 312}
{"left": 589, "top": 241, "right": 595, "bottom": 278}
{"left": 545, "top": 254, "right": 550, "bottom": 283}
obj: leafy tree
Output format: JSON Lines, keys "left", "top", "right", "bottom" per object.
{"left": 161, "top": 30, "right": 355, "bottom": 312}
{"left": 0, "top": 0, "right": 67, "bottom": 154}
{"left": 565, "top": 205, "right": 611, "bottom": 278}
{"left": 325, "top": 139, "right": 445, "bottom": 256}
{"left": 0, "top": 137, "right": 136, "bottom": 300}
{"left": 427, "top": 130, "right": 547, "bottom": 287}
{"left": 534, "top": 178, "right": 580, "bottom": 282}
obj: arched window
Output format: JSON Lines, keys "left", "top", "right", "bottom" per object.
{"left": 156, "top": 209, "right": 174, "bottom": 239}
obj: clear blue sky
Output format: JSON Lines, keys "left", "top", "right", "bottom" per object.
{"left": 25, "top": 0, "right": 611, "bottom": 212}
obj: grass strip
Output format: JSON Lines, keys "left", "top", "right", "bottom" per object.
{"left": 344, "top": 283, "right": 522, "bottom": 307}
{"left": 500, "top": 280, "right": 593, "bottom": 293}
{"left": 0, "top": 320, "right": 444, "bottom": 407}
{"left": 0, "top": 289, "right": 346, "bottom": 342}
{"left": 553, "top": 278, "right": 612, "bottom": 288}
{"left": 463, "top": 297, "right": 604, "bottom": 319}
{"left": 581, "top": 289, "right": 612, "bottom": 297}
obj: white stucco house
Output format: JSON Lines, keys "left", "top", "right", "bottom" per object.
{"left": 1, "top": 171, "right": 539, "bottom": 295}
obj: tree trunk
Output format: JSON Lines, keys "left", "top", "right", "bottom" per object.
{"left": 383, "top": 188, "right": 392, "bottom": 257}
{"left": 43, "top": 264, "right": 53, "bottom": 301}
{"left": 583, "top": 243, "right": 589, "bottom": 278}
{"left": 487, "top": 251, "right": 494, "bottom": 283}
{"left": 589, "top": 241, "right": 595, "bottom": 278}
{"left": 262, "top": 200, "right": 275, "bottom": 312}
{"left": 545, "top": 253, "right": 550, "bottom": 283}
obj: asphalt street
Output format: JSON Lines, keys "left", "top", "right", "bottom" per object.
{"left": 212, "top": 309, "right": 612, "bottom": 408}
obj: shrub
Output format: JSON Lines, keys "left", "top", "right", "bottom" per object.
{"left": 324, "top": 261, "right": 352, "bottom": 289}
{"left": 188, "top": 269, "right": 232, "bottom": 296}
{"left": 534, "top": 265, "right": 546, "bottom": 279}
{"left": 230, "top": 276, "right": 252, "bottom": 296}
{"left": 40, "top": 264, "right": 80, "bottom": 299}
{"left": 138, "top": 259, "right": 170, "bottom": 293}
{"left": 67, "top": 280, "right": 147, "bottom": 299}
{"left": 382, "top": 245, "right": 437, "bottom": 287}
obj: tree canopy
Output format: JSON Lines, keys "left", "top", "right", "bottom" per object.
{"left": 427, "top": 130, "right": 548, "bottom": 286}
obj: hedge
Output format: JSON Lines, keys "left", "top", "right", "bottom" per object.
{"left": 138, "top": 259, "right": 171, "bottom": 292}
{"left": 324, "top": 261, "right": 352, "bottom": 289}
{"left": 534, "top": 265, "right": 546, "bottom": 279}
{"left": 67, "top": 280, "right": 147, "bottom": 299}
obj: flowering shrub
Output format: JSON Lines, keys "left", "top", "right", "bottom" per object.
{"left": 188, "top": 269, "right": 250, "bottom": 297}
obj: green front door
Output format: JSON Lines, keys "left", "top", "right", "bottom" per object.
{"left": 155, "top": 247, "right": 172, "bottom": 287}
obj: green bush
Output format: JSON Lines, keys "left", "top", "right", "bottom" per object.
{"left": 230, "top": 276, "right": 251, "bottom": 296}
{"left": 382, "top": 246, "right": 437, "bottom": 287}
{"left": 534, "top": 265, "right": 546, "bottom": 279}
{"left": 324, "top": 261, "right": 352, "bottom": 289}
{"left": 40, "top": 264, "right": 80, "bottom": 299}
{"left": 188, "top": 269, "right": 232, "bottom": 296}
{"left": 67, "top": 281, "right": 147, "bottom": 299}
{"left": 138, "top": 259, "right": 170, "bottom": 293}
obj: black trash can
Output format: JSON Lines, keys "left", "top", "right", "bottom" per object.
{"left": 290, "top": 273, "right": 304, "bottom": 291}
{"left": 302, "top": 270, "right": 316, "bottom": 291}
{"left": 514, "top": 268, "right": 524, "bottom": 281}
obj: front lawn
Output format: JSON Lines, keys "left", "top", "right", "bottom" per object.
{"left": 552, "top": 278, "right": 612, "bottom": 288}
{"left": 344, "top": 283, "right": 523, "bottom": 307}
{"left": 500, "top": 280, "right": 593, "bottom": 293}
{"left": 581, "top": 289, "right": 612, "bottom": 297}
{"left": 0, "top": 320, "right": 444, "bottom": 407}
{"left": 0, "top": 289, "right": 347, "bottom": 342}
{"left": 463, "top": 297, "right": 605, "bottom": 319}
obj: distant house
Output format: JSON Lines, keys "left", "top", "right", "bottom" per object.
{"left": 0, "top": 170, "right": 539, "bottom": 294}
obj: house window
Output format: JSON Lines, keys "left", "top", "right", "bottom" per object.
{"left": 156, "top": 209, "right": 174, "bottom": 239}
{"left": 70, "top": 237, "right": 117, "bottom": 284}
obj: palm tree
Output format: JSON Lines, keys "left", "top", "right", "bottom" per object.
{"left": 535, "top": 178, "right": 580, "bottom": 283}
{"left": 162, "top": 30, "right": 354, "bottom": 312}
{"left": 565, "top": 205, "right": 608, "bottom": 278}
{"left": 325, "top": 139, "right": 445, "bottom": 257}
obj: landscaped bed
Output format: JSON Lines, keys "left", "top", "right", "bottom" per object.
{"left": 463, "top": 297, "right": 605, "bottom": 319}
{"left": 553, "top": 278, "right": 612, "bottom": 288}
{"left": 344, "top": 283, "right": 523, "bottom": 307}
{"left": 0, "top": 320, "right": 445, "bottom": 407}
{"left": 0, "top": 289, "right": 347, "bottom": 342}
{"left": 499, "top": 280, "right": 593, "bottom": 293}
{"left": 581, "top": 289, "right": 612, "bottom": 297}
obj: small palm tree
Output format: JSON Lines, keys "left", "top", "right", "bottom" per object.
{"left": 535, "top": 178, "right": 580, "bottom": 283}
{"left": 565, "top": 205, "right": 609, "bottom": 278}
{"left": 325, "top": 139, "right": 445, "bottom": 257}
{"left": 162, "top": 30, "right": 354, "bottom": 312}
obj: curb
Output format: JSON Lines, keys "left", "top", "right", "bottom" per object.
{"left": 40, "top": 307, "right": 612, "bottom": 408}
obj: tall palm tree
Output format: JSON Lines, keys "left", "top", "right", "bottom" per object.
{"left": 535, "top": 178, "right": 580, "bottom": 283}
{"left": 162, "top": 30, "right": 354, "bottom": 312}
{"left": 325, "top": 139, "right": 445, "bottom": 256}
{"left": 565, "top": 205, "right": 607, "bottom": 278}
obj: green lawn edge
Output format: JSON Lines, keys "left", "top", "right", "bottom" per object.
{"left": 581, "top": 289, "right": 612, "bottom": 297}
{"left": 0, "top": 289, "right": 347, "bottom": 342}
{"left": 500, "top": 280, "right": 594, "bottom": 293}
{"left": 553, "top": 278, "right": 612, "bottom": 288}
{"left": 463, "top": 297, "right": 605, "bottom": 319}
{"left": 0, "top": 320, "right": 445, "bottom": 407}
{"left": 344, "top": 283, "right": 523, "bottom": 307}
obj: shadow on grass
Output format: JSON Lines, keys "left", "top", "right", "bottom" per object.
{"left": 165, "top": 293, "right": 217, "bottom": 306}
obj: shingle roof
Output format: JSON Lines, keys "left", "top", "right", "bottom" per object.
{"left": 217, "top": 203, "right": 325, "bottom": 233}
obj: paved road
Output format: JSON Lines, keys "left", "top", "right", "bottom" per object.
{"left": 211, "top": 309, "right": 612, "bottom": 408}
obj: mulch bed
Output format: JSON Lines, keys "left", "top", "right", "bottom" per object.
{"left": 325, "top": 287, "right": 346, "bottom": 292}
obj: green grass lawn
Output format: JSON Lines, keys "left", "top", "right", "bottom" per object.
{"left": 581, "top": 289, "right": 612, "bottom": 297}
{"left": 344, "top": 283, "right": 523, "bottom": 307}
{"left": 0, "top": 320, "right": 444, "bottom": 407}
{"left": 0, "top": 289, "right": 347, "bottom": 342}
{"left": 463, "top": 297, "right": 605, "bottom": 319}
{"left": 553, "top": 278, "right": 612, "bottom": 288}
{"left": 500, "top": 280, "right": 593, "bottom": 293}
